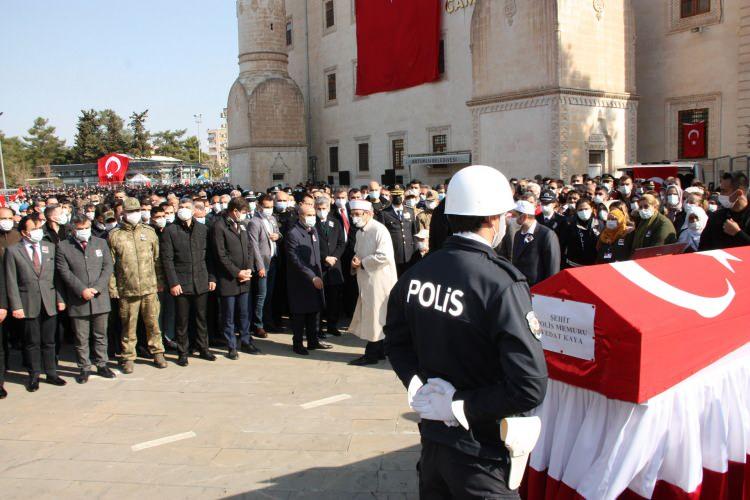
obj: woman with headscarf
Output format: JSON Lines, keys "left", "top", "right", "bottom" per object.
{"left": 559, "top": 198, "right": 602, "bottom": 267}
{"left": 678, "top": 205, "right": 708, "bottom": 253}
{"left": 663, "top": 184, "right": 683, "bottom": 224}
{"left": 631, "top": 193, "right": 677, "bottom": 255}
{"left": 596, "top": 208, "right": 633, "bottom": 263}
{"left": 675, "top": 192, "right": 706, "bottom": 237}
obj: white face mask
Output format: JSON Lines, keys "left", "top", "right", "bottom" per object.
{"left": 425, "top": 201, "right": 437, "bottom": 210}
{"left": 195, "top": 217, "right": 206, "bottom": 224}
{"left": 639, "top": 208, "right": 654, "bottom": 220}
{"left": 507, "top": 216, "right": 520, "bottom": 231}
{"left": 75, "top": 228, "right": 92, "bottom": 242}
{"left": 177, "top": 208, "right": 193, "bottom": 222}
{"left": 85, "top": 212, "right": 96, "bottom": 221}
{"left": 416, "top": 241, "right": 428, "bottom": 251}
{"left": 335, "top": 199, "right": 347, "bottom": 209}
{"left": 141, "top": 211, "right": 151, "bottom": 223}
{"left": 630, "top": 202, "right": 639, "bottom": 211}
{"left": 275, "top": 201, "right": 288, "bottom": 212}
{"left": 56, "top": 212, "right": 69, "bottom": 225}
{"left": 577, "top": 209, "right": 592, "bottom": 221}
{"left": 105, "top": 221, "right": 118, "bottom": 231}
{"left": 688, "top": 221, "right": 703, "bottom": 232}
{"left": 154, "top": 218, "right": 167, "bottom": 229}
{"left": 707, "top": 203, "right": 718, "bottom": 213}
{"left": 165, "top": 214, "right": 176, "bottom": 224}
{"left": 717, "top": 195, "right": 733, "bottom": 209}
{"left": 262, "top": 207, "right": 274, "bottom": 217}
{"left": 221, "top": 202, "right": 229, "bottom": 210}
{"left": 606, "top": 220, "right": 618, "bottom": 230}
{"left": 369, "top": 190, "right": 380, "bottom": 200}
{"left": 352, "top": 216, "right": 366, "bottom": 228}
{"left": 667, "top": 194, "right": 679, "bottom": 207}
{"left": 213, "top": 203, "right": 222, "bottom": 213}
{"left": 593, "top": 195, "right": 605, "bottom": 205}
{"left": 619, "top": 185, "right": 632, "bottom": 196}
{"left": 541, "top": 204, "right": 555, "bottom": 217}
{"left": 405, "top": 199, "right": 417, "bottom": 209}
{"left": 237, "top": 212, "right": 248, "bottom": 222}
{"left": 27, "top": 228, "right": 44, "bottom": 243}
{"left": 125, "top": 212, "right": 141, "bottom": 226}
{"left": 304, "top": 215, "right": 317, "bottom": 227}
{"left": 0, "top": 220, "right": 13, "bottom": 232}
{"left": 316, "top": 209, "right": 329, "bottom": 220}
{"left": 491, "top": 216, "right": 506, "bottom": 248}
{"left": 599, "top": 210, "right": 608, "bottom": 221}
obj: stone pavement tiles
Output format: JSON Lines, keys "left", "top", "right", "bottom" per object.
{"left": 0, "top": 330, "right": 420, "bottom": 499}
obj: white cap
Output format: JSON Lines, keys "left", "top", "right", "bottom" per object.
{"left": 445, "top": 165, "right": 515, "bottom": 216}
{"left": 514, "top": 200, "right": 536, "bottom": 216}
{"left": 349, "top": 200, "right": 373, "bottom": 212}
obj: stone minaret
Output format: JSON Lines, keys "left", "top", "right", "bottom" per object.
{"left": 227, "top": 0, "right": 307, "bottom": 189}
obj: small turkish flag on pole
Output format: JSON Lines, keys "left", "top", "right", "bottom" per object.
{"left": 682, "top": 122, "right": 706, "bottom": 159}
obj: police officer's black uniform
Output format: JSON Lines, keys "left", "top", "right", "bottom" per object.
{"left": 384, "top": 235, "right": 548, "bottom": 499}
{"left": 379, "top": 204, "right": 419, "bottom": 277}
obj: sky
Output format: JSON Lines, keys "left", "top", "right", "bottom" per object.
{"left": 0, "top": 0, "right": 239, "bottom": 148}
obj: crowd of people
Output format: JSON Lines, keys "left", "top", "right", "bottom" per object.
{"left": 0, "top": 167, "right": 746, "bottom": 398}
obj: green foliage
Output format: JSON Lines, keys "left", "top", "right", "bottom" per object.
{"left": 99, "top": 109, "right": 131, "bottom": 155}
{"left": 129, "top": 110, "right": 151, "bottom": 158}
{"left": 23, "top": 117, "right": 67, "bottom": 166}
{"left": 72, "top": 109, "right": 106, "bottom": 163}
{"left": 0, "top": 132, "right": 34, "bottom": 186}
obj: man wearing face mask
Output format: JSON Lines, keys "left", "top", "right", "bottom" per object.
{"left": 314, "top": 196, "right": 346, "bottom": 338}
{"left": 417, "top": 190, "right": 439, "bottom": 233}
{"left": 108, "top": 198, "right": 168, "bottom": 373}
{"left": 380, "top": 188, "right": 419, "bottom": 277}
{"left": 147, "top": 205, "right": 176, "bottom": 352}
{"left": 160, "top": 198, "right": 217, "bottom": 366}
{"left": 285, "top": 205, "right": 333, "bottom": 355}
{"left": 510, "top": 200, "right": 561, "bottom": 287}
{"left": 699, "top": 171, "right": 750, "bottom": 250}
{"left": 42, "top": 205, "right": 70, "bottom": 246}
{"left": 5, "top": 214, "right": 68, "bottom": 392}
{"left": 247, "top": 194, "right": 281, "bottom": 338}
{"left": 348, "top": 199, "right": 398, "bottom": 366}
{"left": 384, "top": 165, "right": 547, "bottom": 498}
{"left": 55, "top": 214, "right": 115, "bottom": 383}
{"left": 536, "top": 190, "right": 565, "bottom": 239}
{"left": 211, "top": 197, "right": 260, "bottom": 359}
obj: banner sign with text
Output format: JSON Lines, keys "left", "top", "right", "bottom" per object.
{"left": 532, "top": 296, "right": 595, "bottom": 361}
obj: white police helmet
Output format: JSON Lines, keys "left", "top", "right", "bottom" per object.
{"left": 445, "top": 165, "right": 515, "bottom": 216}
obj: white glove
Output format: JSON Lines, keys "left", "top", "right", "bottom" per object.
{"left": 412, "top": 378, "right": 460, "bottom": 427}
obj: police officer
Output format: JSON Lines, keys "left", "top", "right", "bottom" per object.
{"left": 379, "top": 188, "right": 419, "bottom": 277}
{"left": 384, "top": 165, "right": 548, "bottom": 499}
{"left": 536, "top": 190, "right": 565, "bottom": 240}
{"left": 109, "top": 198, "right": 168, "bottom": 373}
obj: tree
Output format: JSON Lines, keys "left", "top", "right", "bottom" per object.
{"left": 23, "top": 117, "right": 67, "bottom": 167}
{"left": 99, "top": 109, "right": 131, "bottom": 154}
{"left": 181, "top": 136, "right": 203, "bottom": 163}
{"left": 129, "top": 110, "right": 152, "bottom": 158}
{"left": 152, "top": 129, "right": 187, "bottom": 158}
{"left": 0, "top": 132, "right": 33, "bottom": 186}
{"left": 72, "top": 109, "right": 106, "bottom": 163}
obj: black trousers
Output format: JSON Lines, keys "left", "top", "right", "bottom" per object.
{"left": 396, "top": 261, "right": 413, "bottom": 278}
{"left": 364, "top": 340, "right": 384, "bottom": 361}
{"left": 291, "top": 312, "right": 319, "bottom": 347}
{"left": 23, "top": 311, "right": 58, "bottom": 377}
{"left": 0, "top": 323, "right": 5, "bottom": 385}
{"left": 174, "top": 293, "right": 209, "bottom": 356}
{"left": 107, "top": 299, "right": 122, "bottom": 357}
{"left": 418, "top": 440, "right": 517, "bottom": 500}
{"left": 322, "top": 284, "right": 342, "bottom": 332}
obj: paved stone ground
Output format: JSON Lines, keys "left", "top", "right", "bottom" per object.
{"left": 0, "top": 330, "right": 420, "bottom": 499}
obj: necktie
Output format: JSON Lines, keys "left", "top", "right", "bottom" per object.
{"left": 32, "top": 244, "right": 41, "bottom": 274}
{"left": 397, "top": 210, "right": 402, "bottom": 221}
{"left": 340, "top": 208, "right": 350, "bottom": 236}
{"left": 81, "top": 241, "right": 87, "bottom": 251}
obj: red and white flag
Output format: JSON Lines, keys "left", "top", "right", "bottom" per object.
{"left": 682, "top": 121, "right": 706, "bottom": 158}
{"left": 97, "top": 154, "right": 129, "bottom": 184}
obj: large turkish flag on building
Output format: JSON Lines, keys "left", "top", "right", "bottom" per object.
{"left": 355, "top": 0, "right": 442, "bottom": 96}
{"left": 682, "top": 121, "right": 707, "bottom": 158}
{"left": 97, "top": 154, "right": 129, "bottom": 184}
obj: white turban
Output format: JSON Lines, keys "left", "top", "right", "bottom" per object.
{"left": 349, "top": 200, "right": 373, "bottom": 212}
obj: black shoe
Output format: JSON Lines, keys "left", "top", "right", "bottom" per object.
{"left": 318, "top": 332, "right": 328, "bottom": 340}
{"left": 198, "top": 350, "right": 217, "bottom": 361}
{"left": 308, "top": 342, "right": 333, "bottom": 351}
{"left": 241, "top": 342, "right": 261, "bottom": 355}
{"left": 163, "top": 338, "right": 178, "bottom": 353}
{"left": 27, "top": 375, "right": 40, "bottom": 392}
{"left": 292, "top": 344, "right": 309, "bottom": 356}
{"left": 177, "top": 355, "right": 189, "bottom": 367}
{"left": 97, "top": 366, "right": 116, "bottom": 379}
{"left": 227, "top": 349, "right": 239, "bottom": 360}
{"left": 328, "top": 329, "right": 342, "bottom": 337}
{"left": 76, "top": 370, "right": 90, "bottom": 384}
{"left": 0, "top": 385, "right": 7, "bottom": 399}
{"left": 348, "top": 355, "right": 378, "bottom": 366}
{"left": 46, "top": 375, "right": 67, "bottom": 387}
{"left": 378, "top": 354, "right": 387, "bottom": 361}
{"left": 136, "top": 345, "right": 151, "bottom": 358}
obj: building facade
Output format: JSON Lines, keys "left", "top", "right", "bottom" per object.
{"left": 207, "top": 109, "right": 229, "bottom": 170}
{"left": 229, "top": 0, "right": 747, "bottom": 188}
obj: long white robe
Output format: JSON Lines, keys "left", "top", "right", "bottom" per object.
{"left": 349, "top": 219, "right": 398, "bottom": 342}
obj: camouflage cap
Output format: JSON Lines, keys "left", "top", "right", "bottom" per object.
{"left": 124, "top": 197, "right": 141, "bottom": 211}
{"left": 104, "top": 210, "right": 116, "bottom": 221}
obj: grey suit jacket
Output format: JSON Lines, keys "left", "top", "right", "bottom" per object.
{"left": 5, "top": 240, "right": 62, "bottom": 318}
{"left": 248, "top": 212, "right": 278, "bottom": 272}
{"left": 55, "top": 235, "right": 113, "bottom": 318}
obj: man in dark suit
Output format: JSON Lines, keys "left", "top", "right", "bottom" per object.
{"left": 0, "top": 239, "right": 8, "bottom": 398}
{"left": 286, "top": 204, "right": 333, "bottom": 355}
{"left": 248, "top": 194, "right": 281, "bottom": 338}
{"left": 379, "top": 188, "right": 419, "bottom": 276}
{"left": 334, "top": 189, "right": 358, "bottom": 318}
{"left": 269, "top": 190, "right": 297, "bottom": 330}
{"left": 511, "top": 201, "right": 561, "bottom": 287}
{"left": 55, "top": 214, "right": 116, "bottom": 383}
{"left": 211, "top": 197, "right": 260, "bottom": 360}
{"left": 0, "top": 207, "right": 20, "bottom": 381}
{"left": 314, "top": 196, "right": 346, "bottom": 337}
{"left": 161, "top": 198, "right": 217, "bottom": 366}
{"left": 536, "top": 190, "right": 566, "bottom": 241}
{"left": 5, "top": 213, "right": 67, "bottom": 391}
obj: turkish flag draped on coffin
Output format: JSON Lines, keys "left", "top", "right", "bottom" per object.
{"left": 682, "top": 121, "right": 707, "bottom": 158}
{"left": 355, "top": 0, "right": 442, "bottom": 96}
{"left": 97, "top": 154, "right": 129, "bottom": 184}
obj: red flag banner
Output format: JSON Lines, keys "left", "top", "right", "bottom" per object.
{"left": 97, "top": 154, "right": 129, "bottom": 184}
{"left": 355, "top": 0, "right": 442, "bottom": 96}
{"left": 632, "top": 166, "right": 678, "bottom": 191}
{"left": 682, "top": 121, "right": 707, "bottom": 158}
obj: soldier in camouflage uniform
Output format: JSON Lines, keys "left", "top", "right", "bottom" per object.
{"left": 108, "top": 197, "right": 167, "bottom": 373}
